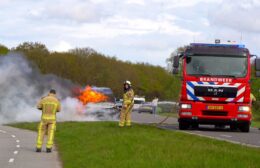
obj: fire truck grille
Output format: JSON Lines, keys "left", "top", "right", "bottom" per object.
{"left": 194, "top": 86, "right": 238, "bottom": 98}
{"left": 202, "top": 111, "right": 228, "bottom": 116}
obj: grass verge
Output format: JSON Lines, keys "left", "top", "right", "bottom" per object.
{"left": 10, "top": 122, "right": 260, "bottom": 168}
{"left": 251, "top": 102, "right": 260, "bottom": 127}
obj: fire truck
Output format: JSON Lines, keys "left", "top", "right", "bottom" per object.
{"left": 173, "top": 42, "right": 260, "bottom": 132}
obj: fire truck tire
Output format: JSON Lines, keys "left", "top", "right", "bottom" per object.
{"left": 239, "top": 123, "right": 250, "bottom": 132}
{"left": 179, "top": 121, "right": 190, "bottom": 130}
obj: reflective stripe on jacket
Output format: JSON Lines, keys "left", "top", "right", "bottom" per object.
{"left": 37, "top": 93, "right": 61, "bottom": 121}
{"left": 123, "top": 89, "right": 134, "bottom": 106}
{"left": 250, "top": 93, "right": 256, "bottom": 102}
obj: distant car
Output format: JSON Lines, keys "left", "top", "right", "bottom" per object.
{"left": 115, "top": 97, "right": 145, "bottom": 111}
{"left": 115, "top": 98, "right": 123, "bottom": 110}
{"left": 133, "top": 97, "right": 145, "bottom": 111}
{"left": 138, "top": 102, "right": 154, "bottom": 114}
{"left": 92, "top": 87, "right": 114, "bottom": 102}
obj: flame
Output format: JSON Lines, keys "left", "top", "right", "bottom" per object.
{"left": 78, "top": 86, "right": 108, "bottom": 105}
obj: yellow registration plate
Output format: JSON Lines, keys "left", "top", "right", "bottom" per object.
{"left": 206, "top": 105, "right": 224, "bottom": 110}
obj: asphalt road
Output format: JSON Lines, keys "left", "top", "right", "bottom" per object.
{"left": 132, "top": 112, "right": 260, "bottom": 148}
{"left": 0, "top": 125, "right": 61, "bottom": 168}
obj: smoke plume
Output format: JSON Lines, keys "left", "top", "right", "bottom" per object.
{"left": 0, "top": 53, "right": 118, "bottom": 124}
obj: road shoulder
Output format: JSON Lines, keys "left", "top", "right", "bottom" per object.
{"left": 0, "top": 125, "right": 62, "bottom": 168}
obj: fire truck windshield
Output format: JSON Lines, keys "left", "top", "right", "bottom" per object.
{"left": 186, "top": 55, "right": 248, "bottom": 77}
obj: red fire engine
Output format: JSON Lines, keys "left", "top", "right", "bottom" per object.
{"left": 173, "top": 42, "right": 260, "bottom": 132}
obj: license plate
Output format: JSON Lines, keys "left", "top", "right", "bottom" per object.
{"left": 206, "top": 105, "right": 223, "bottom": 110}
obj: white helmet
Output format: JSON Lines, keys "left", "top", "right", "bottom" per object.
{"left": 124, "top": 80, "right": 131, "bottom": 86}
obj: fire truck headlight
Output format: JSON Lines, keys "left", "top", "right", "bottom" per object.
{"left": 238, "top": 106, "right": 250, "bottom": 112}
{"left": 181, "top": 104, "right": 192, "bottom": 109}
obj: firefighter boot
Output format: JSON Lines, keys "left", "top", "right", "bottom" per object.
{"left": 46, "top": 148, "right": 52, "bottom": 153}
{"left": 36, "top": 148, "right": 41, "bottom": 153}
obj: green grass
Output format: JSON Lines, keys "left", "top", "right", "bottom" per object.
{"left": 251, "top": 102, "right": 260, "bottom": 127}
{"left": 252, "top": 116, "right": 260, "bottom": 128}
{"left": 157, "top": 112, "right": 178, "bottom": 118}
{"left": 10, "top": 122, "right": 260, "bottom": 168}
{"left": 251, "top": 107, "right": 260, "bottom": 127}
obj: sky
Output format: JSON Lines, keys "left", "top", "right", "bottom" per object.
{"left": 1, "top": 0, "right": 260, "bottom": 66}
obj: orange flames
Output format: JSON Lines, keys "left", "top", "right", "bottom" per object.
{"left": 78, "top": 86, "right": 108, "bottom": 105}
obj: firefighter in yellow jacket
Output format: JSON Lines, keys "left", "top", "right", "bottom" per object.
{"left": 250, "top": 93, "right": 256, "bottom": 103}
{"left": 119, "top": 80, "right": 134, "bottom": 127}
{"left": 36, "top": 89, "right": 61, "bottom": 153}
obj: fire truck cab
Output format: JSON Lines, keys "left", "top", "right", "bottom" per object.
{"left": 173, "top": 42, "right": 260, "bottom": 132}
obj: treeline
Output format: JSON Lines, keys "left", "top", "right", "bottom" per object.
{"left": 0, "top": 42, "right": 181, "bottom": 100}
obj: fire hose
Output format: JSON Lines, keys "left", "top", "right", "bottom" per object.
{"left": 114, "top": 102, "right": 179, "bottom": 126}
{"left": 157, "top": 115, "right": 171, "bottom": 125}
{"left": 156, "top": 102, "right": 179, "bottom": 126}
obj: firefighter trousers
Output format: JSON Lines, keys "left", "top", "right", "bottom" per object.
{"left": 119, "top": 104, "right": 133, "bottom": 127}
{"left": 36, "top": 120, "right": 56, "bottom": 149}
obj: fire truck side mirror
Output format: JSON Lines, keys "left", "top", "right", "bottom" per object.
{"left": 173, "top": 56, "right": 179, "bottom": 68}
{"left": 255, "top": 58, "right": 260, "bottom": 77}
{"left": 172, "top": 56, "right": 179, "bottom": 74}
{"left": 172, "top": 68, "right": 179, "bottom": 74}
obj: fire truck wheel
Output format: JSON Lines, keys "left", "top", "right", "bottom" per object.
{"left": 179, "top": 121, "right": 190, "bottom": 130}
{"left": 239, "top": 123, "right": 250, "bottom": 133}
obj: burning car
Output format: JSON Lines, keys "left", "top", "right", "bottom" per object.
{"left": 85, "top": 102, "right": 119, "bottom": 120}
{"left": 76, "top": 86, "right": 119, "bottom": 120}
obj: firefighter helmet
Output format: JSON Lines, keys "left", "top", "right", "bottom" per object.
{"left": 124, "top": 80, "right": 131, "bottom": 86}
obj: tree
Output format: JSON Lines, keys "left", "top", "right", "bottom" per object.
{"left": 69, "top": 47, "right": 97, "bottom": 57}
{"left": 14, "top": 42, "right": 49, "bottom": 54}
{"left": 11, "top": 41, "right": 180, "bottom": 100}
{"left": 166, "top": 45, "right": 188, "bottom": 72}
{"left": 0, "top": 44, "right": 9, "bottom": 55}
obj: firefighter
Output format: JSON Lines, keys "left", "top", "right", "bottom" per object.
{"left": 152, "top": 97, "right": 159, "bottom": 114}
{"left": 119, "top": 80, "right": 134, "bottom": 127}
{"left": 36, "top": 89, "right": 61, "bottom": 153}
{"left": 250, "top": 93, "right": 256, "bottom": 103}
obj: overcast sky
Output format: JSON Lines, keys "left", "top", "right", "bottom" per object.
{"left": 1, "top": 0, "right": 260, "bottom": 66}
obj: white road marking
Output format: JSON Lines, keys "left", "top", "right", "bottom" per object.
{"left": 0, "top": 130, "right": 6, "bottom": 133}
{"left": 0, "top": 129, "right": 18, "bottom": 164}
{"left": 220, "top": 134, "right": 232, "bottom": 138}
{"left": 8, "top": 158, "right": 14, "bottom": 163}
{"left": 5, "top": 133, "right": 19, "bottom": 164}
{"left": 182, "top": 131, "right": 260, "bottom": 148}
